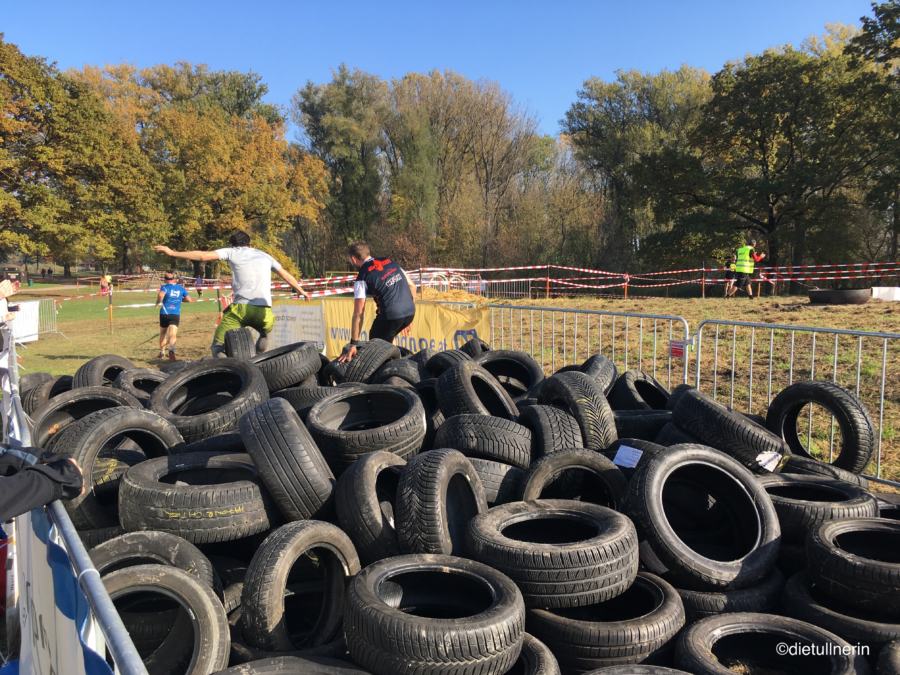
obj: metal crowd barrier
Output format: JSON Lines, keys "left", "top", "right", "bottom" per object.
{"left": 486, "top": 305, "right": 692, "bottom": 389}
{"left": 1, "top": 326, "right": 146, "bottom": 674}
{"left": 693, "top": 319, "right": 900, "bottom": 487}
{"left": 37, "top": 298, "right": 59, "bottom": 337}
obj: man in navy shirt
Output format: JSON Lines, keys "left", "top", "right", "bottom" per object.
{"left": 339, "top": 242, "right": 416, "bottom": 363}
{"left": 155, "top": 271, "right": 193, "bottom": 360}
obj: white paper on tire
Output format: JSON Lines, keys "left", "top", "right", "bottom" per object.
{"left": 756, "top": 450, "right": 782, "bottom": 472}
{"left": 613, "top": 444, "right": 643, "bottom": 468}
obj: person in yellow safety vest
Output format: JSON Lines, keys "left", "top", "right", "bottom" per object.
{"left": 728, "top": 239, "right": 766, "bottom": 298}
{"left": 723, "top": 255, "right": 736, "bottom": 297}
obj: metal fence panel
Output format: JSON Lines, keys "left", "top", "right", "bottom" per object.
{"left": 1, "top": 327, "right": 147, "bottom": 674}
{"left": 38, "top": 298, "right": 58, "bottom": 335}
{"left": 694, "top": 319, "right": 900, "bottom": 486}
{"left": 487, "top": 305, "right": 691, "bottom": 387}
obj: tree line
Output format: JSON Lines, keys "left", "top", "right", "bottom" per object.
{"left": 1, "top": 2, "right": 897, "bottom": 277}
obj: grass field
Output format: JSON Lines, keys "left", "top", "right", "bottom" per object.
{"left": 13, "top": 284, "right": 900, "bottom": 485}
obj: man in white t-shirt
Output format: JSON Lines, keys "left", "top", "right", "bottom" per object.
{"left": 154, "top": 231, "right": 310, "bottom": 355}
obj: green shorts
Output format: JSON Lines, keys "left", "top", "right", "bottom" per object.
{"left": 212, "top": 303, "right": 275, "bottom": 345}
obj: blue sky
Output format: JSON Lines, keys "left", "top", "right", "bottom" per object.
{"left": 2, "top": 0, "right": 875, "bottom": 136}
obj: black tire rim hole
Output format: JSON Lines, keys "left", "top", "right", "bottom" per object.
{"left": 501, "top": 513, "right": 599, "bottom": 545}
{"left": 111, "top": 590, "right": 195, "bottom": 667}
{"left": 132, "top": 378, "right": 162, "bottom": 396}
{"left": 169, "top": 372, "right": 243, "bottom": 415}
{"left": 633, "top": 379, "right": 668, "bottom": 409}
{"left": 375, "top": 467, "right": 401, "bottom": 528}
{"left": 765, "top": 483, "right": 852, "bottom": 503}
{"left": 784, "top": 402, "right": 845, "bottom": 462}
{"left": 552, "top": 575, "right": 663, "bottom": 622}
{"left": 835, "top": 529, "right": 900, "bottom": 563}
{"left": 662, "top": 463, "right": 761, "bottom": 562}
{"left": 710, "top": 631, "right": 831, "bottom": 672}
{"left": 446, "top": 474, "right": 480, "bottom": 555}
{"left": 377, "top": 569, "right": 494, "bottom": 619}
{"left": 472, "top": 376, "right": 511, "bottom": 417}
{"left": 284, "top": 547, "right": 345, "bottom": 648}
{"left": 538, "top": 467, "right": 617, "bottom": 507}
{"left": 319, "top": 392, "right": 410, "bottom": 431}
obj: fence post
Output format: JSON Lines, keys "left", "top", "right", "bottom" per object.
{"left": 701, "top": 260, "right": 706, "bottom": 299}
{"left": 624, "top": 275, "right": 629, "bottom": 300}
{"left": 545, "top": 265, "right": 550, "bottom": 299}
{"left": 107, "top": 288, "right": 114, "bottom": 334}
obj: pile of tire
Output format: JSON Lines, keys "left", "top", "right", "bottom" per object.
{"left": 17, "top": 335, "right": 899, "bottom": 675}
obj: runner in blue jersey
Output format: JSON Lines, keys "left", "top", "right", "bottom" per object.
{"left": 155, "top": 271, "right": 193, "bottom": 360}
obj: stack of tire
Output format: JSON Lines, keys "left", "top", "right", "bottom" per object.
{"left": 15, "top": 334, "right": 898, "bottom": 675}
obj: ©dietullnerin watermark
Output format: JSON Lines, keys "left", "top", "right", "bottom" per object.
{"left": 776, "top": 642, "right": 869, "bottom": 657}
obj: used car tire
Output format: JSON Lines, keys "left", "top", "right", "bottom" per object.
{"left": 783, "top": 572, "right": 900, "bottom": 657}
{"left": 344, "top": 553, "right": 525, "bottom": 675}
{"left": 521, "top": 449, "right": 628, "bottom": 509}
{"left": 437, "top": 360, "right": 519, "bottom": 420}
{"left": 608, "top": 370, "right": 670, "bottom": 411}
{"left": 31, "top": 385, "right": 141, "bottom": 448}
{"left": 614, "top": 410, "right": 672, "bottom": 442}
{"left": 104, "top": 563, "right": 230, "bottom": 674}
{"left": 675, "top": 611, "right": 867, "bottom": 675}
{"left": 335, "top": 450, "right": 406, "bottom": 565}
{"left": 73, "top": 354, "right": 135, "bottom": 388}
{"left": 624, "top": 444, "right": 781, "bottom": 590}
{"left": 368, "top": 357, "right": 427, "bottom": 387}
{"left": 90, "top": 530, "right": 216, "bottom": 589}
{"left": 475, "top": 350, "right": 545, "bottom": 400}
{"left": 413, "top": 378, "right": 444, "bottom": 449}
{"left": 240, "top": 521, "right": 360, "bottom": 652}
{"left": 757, "top": 473, "right": 878, "bottom": 544}
{"left": 469, "top": 458, "right": 526, "bottom": 507}
{"left": 149, "top": 358, "right": 269, "bottom": 443}
{"left": 118, "top": 452, "right": 277, "bottom": 544}
{"left": 114, "top": 368, "right": 166, "bottom": 406}
{"left": 538, "top": 371, "right": 617, "bottom": 451}
{"left": 766, "top": 380, "right": 875, "bottom": 474}
{"left": 676, "top": 569, "right": 785, "bottom": 622}
{"left": 239, "top": 398, "right": 335, "bottom": 520}
{"left": 518, "top": 404, "right": 584, "bottom": 460}
{"left": 306, "top": 385, "right": 426, "bottom": 472}
{"left": 343, "top": 339, "right": 401, "bottom": 383}
{"left": 467, "top": 499, "right": 639, "bottom": 608}
{"left": 425, "top": 348, "right": 472, "bottom": 377}
{"left": 22, "top": 374, "right": 73, "bottom": 415}
{"left": 528, "top": 572, "right": 685, "bottom": 672}
{"left": 251, "top": 342, "right": 322, "bottom": 392}
{"left": 396, "top": 448, "right": 487, "bottom": 556}
{"left": 434, "top": 414, "right": 532, "bottom": 469}
{"left": 806, "top": 518, "right": 900, "bottom": 619}
{"left": 781, "top": 454, "right": 869, "bottom": 489}
{"left": 653, "top": 422, "right": 700, "bottom": 447}
{"left": 225, "top": 328, "right": 256, "bottom": 360}
{"left": 580, "top": 354, "right": 618, "bottom": 396}
{"left": 670, "top": 388, "right": 788, "bottom": 473}
{"left": 45, "top": 407, "right": 183, "bottom": 528}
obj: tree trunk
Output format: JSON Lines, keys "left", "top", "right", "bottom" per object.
{"left": 63, "top": 262, "right": 71, "bottom": 278}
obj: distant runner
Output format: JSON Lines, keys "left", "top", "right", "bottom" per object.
{"left": 723, "top": 255, "right": 736, "bottom": 297}
{"left": 339, "top": 242, "right": 416, "bottom": 363}
{"left": 156, "top": 271, "right": 193, "bottom": 360}
{"left": 154, "top": 230, "right": 311, "bottom": 356}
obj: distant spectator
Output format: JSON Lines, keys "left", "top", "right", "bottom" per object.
{"left": 194, "top": 274, "right": 204, "bottom": 297}
{"left": 728, "top": 239, "right": 766, "bottom": 299}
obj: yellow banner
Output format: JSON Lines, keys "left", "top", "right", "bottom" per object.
{"left": 321, "top": 299, "right": 489, "bottom": 358}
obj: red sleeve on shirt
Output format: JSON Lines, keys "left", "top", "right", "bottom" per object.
{"left": 752, "top": 252, "right": 764, "bottom": 262}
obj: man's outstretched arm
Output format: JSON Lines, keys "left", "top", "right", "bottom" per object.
{"left": 154, "top": 245, "right": 219, "bottom": 262}
{"left": 275, "top": 267, "right": 311, "bottom": 300}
